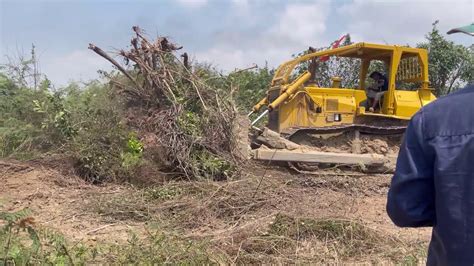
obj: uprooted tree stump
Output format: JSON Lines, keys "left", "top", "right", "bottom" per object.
{"left": 89, "top": 26, "right": 245, "bottom": 180}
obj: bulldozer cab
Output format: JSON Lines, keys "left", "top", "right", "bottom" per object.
{"left": 269, "top": 43, "right": 434, "bottom": 118}
{"left": 250, "top": 42, "right": 437, "bottom": 134}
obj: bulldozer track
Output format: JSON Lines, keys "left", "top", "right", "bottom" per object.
{"left": 282, "top": 123, "right": 407, "bottom": 139}
{"left": 277, "top": 123, "right": 404, "bottom": 173}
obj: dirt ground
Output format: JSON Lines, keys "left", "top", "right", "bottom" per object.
{"left": 0, "top": 159, "right": 431, "bottom": 263}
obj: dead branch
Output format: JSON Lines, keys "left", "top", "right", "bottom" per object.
{"left": 181, "top": 53, "right": 189, "bottom": 70}
{"left": 88, "top": 43, "right": 142, "bottom": 90}
{"left": 90, "top": 26, "right": 241, "bottom": 180}
{"left": 85, "top": 224, "right": 116, "bottom": 235}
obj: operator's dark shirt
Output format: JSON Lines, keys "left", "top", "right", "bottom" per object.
{"left": 379, "top": 76, "right": 388, "bottom": 91}
{"left": 387, "top": 85, "right": 474, "bottom": 265}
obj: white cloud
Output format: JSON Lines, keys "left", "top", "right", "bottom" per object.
{"left": 194, "top": 1, "right": 332, "bottom": 71}
{"left": 194, "top": 48, "right": 246, "bottom": 71}
{"left": 231, "top": 0, "right": 249, "bottom": 6}
{"left": 194, "top": 44, "right": 293, "bottom": 72}
{"left": 41, "top": 50, "right": 112, "bottom": 86}
{"left": 175, "top": 0, "right": 208, "bottom": 8}
{"left": 270, "top": 1, "right": 330, "bottom": 45}
{"left": 338, "top": 0, "right": 473, "bottom": 45}
{"left": 19, "top": 0, "right": 469, "bottom": 87}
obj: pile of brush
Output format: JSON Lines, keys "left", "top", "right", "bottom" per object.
{"left": 89, "top": 26, "right": 242, "bottom": 180}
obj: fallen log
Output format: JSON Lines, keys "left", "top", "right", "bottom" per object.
{"left": 253, "top": 148, "right": 390, "bottom": 166}
{"left": 256, "top": 127, "right": 300, "bottom": 150}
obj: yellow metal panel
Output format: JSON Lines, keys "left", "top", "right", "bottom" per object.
{"left": 325, "top": 96, "right": 355, "bottom": 113}
{"left": 359, "top": 59, "right": 370, "bottom": 90}
{"left": 326, "top": 98, "right": 339, "bottom": 111}
{"left": 277, "top": 87, "right": 364, "bottom": 132}
{"left": 418, "top": 89, "right": 437, "bottom": 106}
{"left": 360, "top": 112, "right": 411, "bottom": 120}
{"left": 384, "top": 47, "right": 402, "bottom": 115}
{"left": 274, "top": 86, "right": 437, "bottom": 133}
{"left": 278, "top": 93, "right": 312, "bottom": 129}
{"left": 417, "top": 50, "right": 430, "bottom": 89}
{"left": 394, "top": 91, "right": 422, "bottom": 118}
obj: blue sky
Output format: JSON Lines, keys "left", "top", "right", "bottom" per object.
{"left": 1, "top": 0, "right": 472, "bottom": 86}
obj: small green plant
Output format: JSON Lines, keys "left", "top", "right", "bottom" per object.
{"left": 144, "top": 186, "right": 182, "bottom": 201}
{"left": 191, "top": 149, "right": 234, "bottom": 180}
{"left": 126, "top": 134, "right": 144, "bottom": 154}
{"left": 0, "top": 74, "right": 80, "bottom": 160}
{"left": 1, "top": 208, "right": 40, "bottom": 265}
{"left": 121, "top": 133, "right": 144, "bottom": 170}
{"left": 0, "top": 208, "right": 84, "bottom": 265}
{"left": 177, "top": 111, "right": 201, "bottom": 137}
{"left": 399, "top": 247, "right": 427, "bottom": 265}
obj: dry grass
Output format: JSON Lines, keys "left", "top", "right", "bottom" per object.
{"left": 241, "top": 214, "right": 398, "bottom": 260}
{"left": 295, "top": 170, "right": 391, "bottom": 196}
{"left": 83, "top": 164, "right": 428, "bottom": 264}
{"left": 2, "top": 158, "right": 428, "bottom": 264}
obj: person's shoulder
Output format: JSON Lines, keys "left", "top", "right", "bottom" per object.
{"left": 420, "top": 84, "right": 474, "bottom": 138}
{"left": 422, "top": 84, "right": 474, "bottom": 113}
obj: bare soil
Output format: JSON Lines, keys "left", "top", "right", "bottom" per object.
{"left": 0, "top": 159, "right": 431, "bottom": 263}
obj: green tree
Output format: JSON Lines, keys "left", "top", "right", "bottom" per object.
{"left": 417, "top": 21, "right": 474, "bottom": 95}
{"left": 229, "top": 66, "right": 274, "bottom": 111}
{"left": 0, "top": 74, "right": 54, "bottom": 158}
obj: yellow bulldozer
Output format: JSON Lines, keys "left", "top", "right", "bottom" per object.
{"left": 249, "top": 42, "right": 437, "bottom": 170}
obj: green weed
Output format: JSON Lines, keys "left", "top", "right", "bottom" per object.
{"left": 0, "top": 208, "right": 217, "bottom": 264}
{"left": 144, "top": 186, "right": 182, "bottom": 201}
{"left": 121, "top": 133, "right": 144, "bottom": 170}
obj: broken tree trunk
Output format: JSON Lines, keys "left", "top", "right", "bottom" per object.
{"left": 253, "top": 148, "right": 390, "bottom": 166}
{"left": 232, "top": 115, "right": 251, "bottom": 160}
{"left": 256, "top": 127, "right": 300, "bottom": 150}
{"left": 88, "top": 43, "right": 141, "bottom": 90}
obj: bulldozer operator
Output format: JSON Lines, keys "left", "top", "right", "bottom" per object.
{"left": 366, "top": 71, "right": 388, "bottom": 112}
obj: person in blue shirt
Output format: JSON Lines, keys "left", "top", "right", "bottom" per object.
{"left": 366, "top": 71, "right": 388, "bottom": 112}
{"left": 387, "top": 84, "right": 474, "bottom": 265}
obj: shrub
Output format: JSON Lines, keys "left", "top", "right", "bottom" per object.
{"left": 121, "top": 133, "right": 144, "bottom": 170}
{"left": 89, "top": 27, "right": 241, "bottom": 181}
{"left": 63, "top": 82, "right": 129, "bottom": 183}
{"left": 0, "top": 75, "right": 63, "bottom": 158}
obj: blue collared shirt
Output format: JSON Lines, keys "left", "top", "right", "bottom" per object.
{"left": 387, "top": 84, "right": 474, "bottom": 265}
